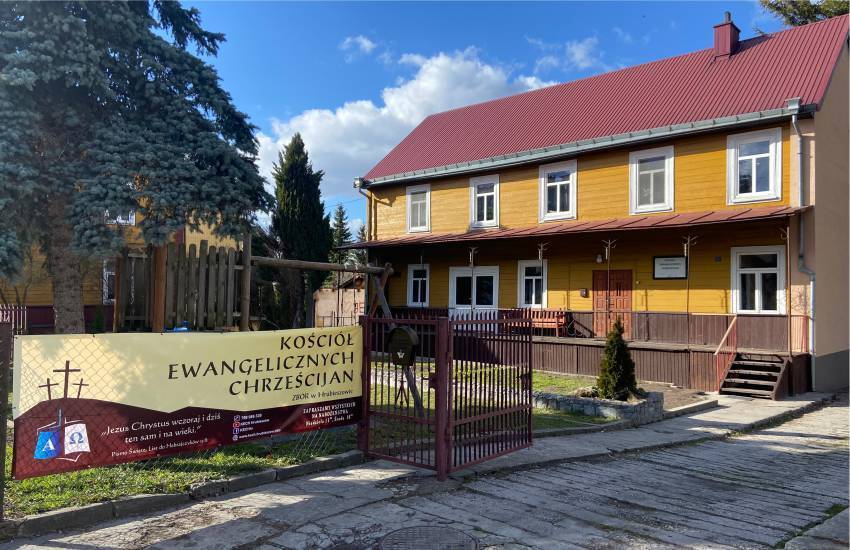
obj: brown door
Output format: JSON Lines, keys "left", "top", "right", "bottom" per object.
{"left": 593, "top": 270, "right": 632, "bottom": 338}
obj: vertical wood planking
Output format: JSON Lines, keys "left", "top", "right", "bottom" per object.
{"left": 216, "top": 247, "right": 227, "bottom": 328}
{"left": 197, "top": 240, "right": 208, "bottom": 329}
{"left": 164, "top": 243, "right": 176, "bottom": 329}
{"left": 187, "top": 244, "right": 197, "bottom": 327}
{"left": 225, "top": 247, "right": 235, "bottom": 327}
{"left": 175, "top": 243, "right": 186, "bottom": 326}
{"left": 206, "top": 246, "right": 218, "bottom": 329}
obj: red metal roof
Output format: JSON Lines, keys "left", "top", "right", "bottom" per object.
{"left": 345, "top": 206, "right": 803, "bottom": 249}
{"left": 366, "top": 16, "right": 848, "bottom": 182}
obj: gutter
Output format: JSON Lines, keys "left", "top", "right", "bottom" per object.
{"left": 361, "top": 105, "right": 816, "bottom": 188}
{"left": 353, "top": 177, "right": 371, "bottom": 241}
{"left": 788, "top": 98, "right": 816, "bottom": 378}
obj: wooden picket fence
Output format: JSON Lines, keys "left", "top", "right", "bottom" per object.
{"left": 164, "top": 241, "right": 244, "bottom": 330}
{"left": 114, "top": 240, "right": 243, "bottom": 331}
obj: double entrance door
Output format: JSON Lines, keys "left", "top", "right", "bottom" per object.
{"left": 449, "top": 266, "right": 498, "bottom": 319}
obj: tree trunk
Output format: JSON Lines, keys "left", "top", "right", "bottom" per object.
{"left": 289, "top": 271, "right": 305, "bottom": 329}
{"left": 46, "top": 205, "right": 85, "bottom": 334}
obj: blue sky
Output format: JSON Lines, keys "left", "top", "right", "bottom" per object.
{"left": 187, "top": 1, "right": 787, "bottom": 231}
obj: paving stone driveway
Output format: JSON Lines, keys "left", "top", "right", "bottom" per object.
{"left": 9, "top": 397, "right": 849, "bottom": 549}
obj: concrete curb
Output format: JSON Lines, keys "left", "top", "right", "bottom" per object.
{"left": 662, "top": 398, "right": 719, "bottom": 419}
{"left": 450, "top": 392, "right": 836, "bottom": 479}
{"left": 2, "top": 449, "right": 365, "bottom": 542}
{"left": 533, "top": 420, "right": 631, "bottom": 438}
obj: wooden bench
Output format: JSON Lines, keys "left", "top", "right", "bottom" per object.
{"left": 527, "top": 311, "right": 568, "bottom": 337}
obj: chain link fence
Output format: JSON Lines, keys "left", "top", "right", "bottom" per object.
{"left": 0, "top": 323, "right": 356, "bottom": 520}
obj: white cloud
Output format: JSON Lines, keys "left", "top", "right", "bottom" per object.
{"left": 565, "top": 37, "right": 605, "bottom": 70}
{"left": 528, "top": 35, "right": 611, "bottom": 74}
{"left": 339, "top": 35, "right": 378, "bottom": 62}
{"left": 612, "top": 27, "right": 633, "bottom": 44}
{"left": 256, "top": 48, "right": 552, "bottom": 202}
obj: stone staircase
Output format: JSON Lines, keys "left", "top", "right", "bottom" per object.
{"left": 719, "top": 353, "right": 787, "bottom": 399}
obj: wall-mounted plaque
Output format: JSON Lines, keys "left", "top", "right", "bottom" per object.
{"left": 653, "top": 256, "right": 688, "bottom": 279}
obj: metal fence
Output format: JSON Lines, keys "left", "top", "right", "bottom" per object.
{"left": 360, "top": 316, "right": 532, "bottom": 479}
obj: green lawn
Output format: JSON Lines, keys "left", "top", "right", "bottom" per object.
{"left": 3, "top": 429, "right": 356, "bottom": 518}
{"left": 532, "top": 372, "right": 595, "bottom": 395}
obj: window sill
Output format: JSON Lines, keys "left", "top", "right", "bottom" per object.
{"left": 470, "top": 222, "right": 498, "bottom": 229}
{"left": 728, "top": 192, "right": 781, "bottom": 205}
{"left": 539, "top": 213, "right": 576, "bottom": 223}
{"left": 630, "top": 204, "right": 673, "bottom": 215}
{"left": 406, "top": 227, "right": 430, "bottom": 234}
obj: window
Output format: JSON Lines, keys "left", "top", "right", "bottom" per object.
{"left": 102, "top": 260, "right": 116, "bottom": 304}
{"left": 517, "top": 260, "right": 548, "bottom": 307}
{"left": 105, "top": 211, "right": 136, "bottom": 226}
{"left": 539, "top": 160, "right": 577, "bottom": 221}
{"left": 407, "top": 264, "right": 430, "bottom": 307}
{"left": 449, "top": 266, "right": 499, "bottom": 309}
{"left": 727, "top": 128, "right": 782, "bottom": 204}
{"left": 406, "top": 184, "right": 430, "bottom": 232}
{"left": 629, "top": 146, "right": 674, "bottom": 214}
{"left": 469, "top": 175, "right": 499, "bottom": 228}
{"left": 731, "top": 246, "right": 785, "bottom": 314}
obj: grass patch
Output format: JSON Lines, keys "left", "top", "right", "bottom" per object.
{"left": 774, "top": 503, "right": 848, "bottom": 548}
{"left": 532, "top": 372, "right": 593, "bottom": 395}
{"left": 3, "top": 429, "right": 355, "bottom": 518}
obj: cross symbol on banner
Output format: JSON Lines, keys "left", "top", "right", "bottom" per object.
{"left": 38, "top": 378, "right": 59, "bottom": 400}
{"left": 53, "top": 361, "right": 81, "bottom": 399}
{"left": 73, "top": 379, "right": 88, "bottom": 399}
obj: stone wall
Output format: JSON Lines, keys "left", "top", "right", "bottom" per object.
{"left": 533, "top": 391, "right": 664, "bottom": 426}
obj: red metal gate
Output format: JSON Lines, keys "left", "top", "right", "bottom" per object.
{"left": 358, "top": 316, "right": 532, "bottom": 479}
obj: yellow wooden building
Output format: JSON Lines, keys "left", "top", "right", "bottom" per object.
{"left": 349, "top": 15, "right": 849, "bottom": 394}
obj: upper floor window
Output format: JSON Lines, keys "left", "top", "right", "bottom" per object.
{"left": 469, "top": 175, "right": 499, "bottom": 228}
{"left": 105, "top": 211, "right": 136, "bottom": 225}
{"left": 629, "top": 146, "right": 674, "bottom": 214}
{"left": 727, "top": 128, "right": 782, "bottom": 204}
{"left": 102, "top": 259, "right": 116, "bottom": 304}
{"left": 517, "top": 260, "right": 548, "bottom": 307}
{"left": 539, "top": 160, "right": 576, "bottom": 221}
{"left": 406, "top": 184, "right": 430, "bottom": 233}
{"left": 731, "top": 246, "right": 785, "bottom": 314}
{"left": 407, "top": 264, "right": 430, "bottom": 307}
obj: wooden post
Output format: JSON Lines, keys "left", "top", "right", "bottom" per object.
{"left": 239, "top": 233, "right": 252, "bottom": 331}
{"left": 151, "top": 245, "right": 167, "bottom": 333}
{"left": 112, "top": 255, "right": 123, "bottom": 332}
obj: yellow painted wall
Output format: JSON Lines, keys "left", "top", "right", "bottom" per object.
{"left": 372, "top": 124, "right": 791, "bottom": 239}
{"left": 379, "top": 222, "right": 787, "bottom": 314}
{"left": 183, "top": 222, "right": 239, "bottom": 250}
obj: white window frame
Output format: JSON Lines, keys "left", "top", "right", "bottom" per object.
{"left": 730, "top": 245, "right": 786, "bottom": 315}
{"left": 406, "top": 184, "right": 430, "bottom": 233}
{"left": 406, "top": 264, "right": 430, "bottom": 307}
{"left": 517, "top": 260, "right": 548, "bottom": 308}
{"left": 102, "top": 259, "right": 116, "bottom": 304}
{"left": 448, "top": 266, "right": 499, "bottom": 309}
{"left": 629, "top": 146, "right": 674, "bottom": 214}
{"left": 538, "top": 160, "right": 577, "bottom": 222}
{"left": 726, "top": 127, "right": 782, "bottom": 204}
{"left": 469, "top": 175, "right": 499, "bottom": 228}
{"left": 105, "top": 211, "right": 136, "bottom": 226}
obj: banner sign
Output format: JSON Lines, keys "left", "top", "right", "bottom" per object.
{"left": 12, "top": 326, "right": 362, "bottom": 479}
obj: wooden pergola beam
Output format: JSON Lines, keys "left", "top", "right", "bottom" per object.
{"left": 250, "top": 256, "right": 389, "bottom": 275}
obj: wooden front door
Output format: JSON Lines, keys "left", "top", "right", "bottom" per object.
{"left": 593, "top": 270, "right": 633, "bottom": 338}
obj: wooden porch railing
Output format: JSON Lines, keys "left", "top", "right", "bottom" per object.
{"left": 0, "top": 305, "right": 26, "bottom": 335}
{"left": 389, "top": 307, "right": 810, "bottom": 354}
{"left": 713, "top": 315, "right": 738, "bottom": 391}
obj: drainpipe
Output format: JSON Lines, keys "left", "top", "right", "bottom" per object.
{"left": 353, "top": 177, "right": 371, "bottom": 241}
{"left": 787, "top": 98, "right": 816, "bottom": 382}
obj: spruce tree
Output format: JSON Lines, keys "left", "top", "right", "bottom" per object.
{"left": 328, "top": 204, "right": 352, "bottom": 266}
{"left": 759, "top": 0, "right": 848, "bottom": 26}
{"left": 596, "top": 317, "right": 637, "bottom": 400}
{"left": 0, "top": 2, "right": 269, "bottom": 333}
{"left": 352, "top": 224, "right": 368, "bottom": 266}
{"left": 270, "top": 134, "right": 332, "bottom": 327}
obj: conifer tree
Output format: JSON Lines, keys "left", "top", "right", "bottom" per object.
{"left": 270, "top": 134, "right": 332, "bottom": 327}
{"left": 596, "top": 318, "right": 637, "bottom": 400}
{"left": 0, "top": 2, "right": 269, "bottom": 332}
{"left": 352, "top": 224, "right": 368, "bottom": 266}
{"left": 759, "top": 0, "right": 848, "bottom": 26}
{"left": 328, "top": 204, "right": 352, "bottom": 266}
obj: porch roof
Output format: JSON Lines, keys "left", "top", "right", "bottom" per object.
{"left": 344, "top": 205, "right": 803, "bottom": 249}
